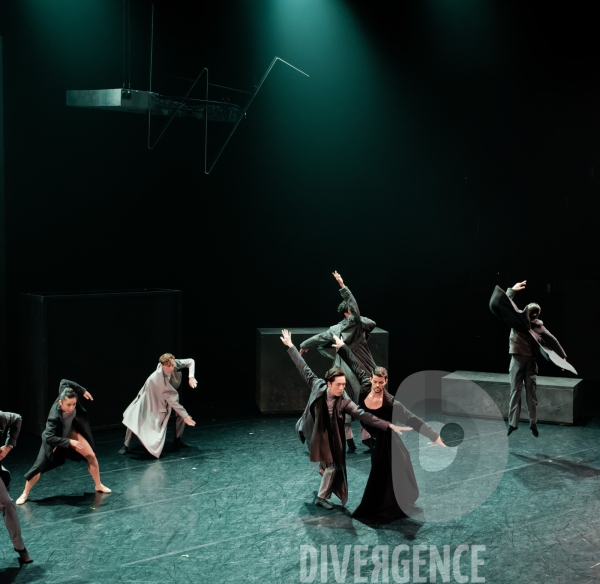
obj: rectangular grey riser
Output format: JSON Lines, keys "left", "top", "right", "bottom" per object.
{"left": 441, "top": 371, "right": 582, "bottom": 425}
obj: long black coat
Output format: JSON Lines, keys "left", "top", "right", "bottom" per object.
{"left": 336, "top": 345, "right": 439, "bottom": 520}
{"left": 24, "top": 380, "right": 94, "bottom": 480}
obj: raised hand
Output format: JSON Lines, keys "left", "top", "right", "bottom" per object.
{"left": 280, "top": 329, "right": 294, "bottom": 348}
{"left": 332, "top": 271, "right": 345, "bottom": 288}
{"left": 513, "top": 280, "right": 527, "bottom": 291}
{"left": 83, "top": 391, "right": 93, "bottom": 400}
{"left": 189, "top": 377, "right": 198, "bottom": 389}
{"left": 332, "top": 334, "right": 344, "bottom": 349}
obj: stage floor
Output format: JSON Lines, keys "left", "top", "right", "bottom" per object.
{"left": 1, "top": 412, "right": 599, "bottom": 583}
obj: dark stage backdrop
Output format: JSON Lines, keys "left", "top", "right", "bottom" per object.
{"left": 0, "top": 36, "right": 6, "bottom": 392}
{"left": 0, "top": 1, "right": 599, "bottom": 420}
{"left": 18, "top": 289, "right": 181, "bottom": 434}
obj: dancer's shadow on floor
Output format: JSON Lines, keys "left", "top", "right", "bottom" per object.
{"left": 352, "top": 515, "right": 424, "bottom": 540}
{"left": 300, "top": 491, "right": 358, "bottom": 532}
{"left": 126, "top": 445, "right": 201, "bottom": 461}
{"left": 512, "top": 452, "right": 600, "bottom": 485}
{"left": 29, "top": 490, "right": 109, "bottom": 510}
{"left": 0, "top": 565, "right": 47, "bottom": 583}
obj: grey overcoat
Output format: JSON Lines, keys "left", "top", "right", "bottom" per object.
{"left": 122, "top": 359, "right": 195, "bottom": 457}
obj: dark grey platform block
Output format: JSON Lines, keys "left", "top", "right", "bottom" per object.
{"left": 256, "top": 327, "right": 389, "bottom": 413}
{"left": 442, "top": 370, "right": 583, "bottom": 424}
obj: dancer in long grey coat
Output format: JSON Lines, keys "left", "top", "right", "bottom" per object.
{"left": 120, "top": 353, "right": 197, "bottom": 457}
{"left": 299, "top": 271, "right": 377, "bottom": 451}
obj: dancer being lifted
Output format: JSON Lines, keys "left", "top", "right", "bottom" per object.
{"left": 0, "top": 410, "right": 33, "bottom": 562}
{"left": 331, "top": 335, "right": 444, "bottom": 522}
{"left": 281, "top": 329, "right": 409, "bottom": 510}
{"left": 299, "top": 271, "right": 376, "bottom": 452}
{"left": 16, "top": 380, "right": 111, "bottom": 505}
{"left": 490, "top": 280, "right": 576, "bottom": 437}
{"left": 119, "top": 353, "right": 197, "bottom": 457}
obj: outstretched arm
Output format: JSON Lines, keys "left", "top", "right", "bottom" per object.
{"left": 60, "top": 379, "right": 93, "bottom": 401}
{"left": 281, "top": 329, "right": 322, "bottom": 393}
{"left": 507, "top": 280, "right": 526, "bottom": 301}
{"left": 393, "top": 400, "right": 443, "bottom": 445}
{"left": 539, "top": 327, "right": 567, "bottom": 360}
{"left": 332, "top": 335, "right": 371, "bottom": 391}
{"left": 163, "top": 388, "right": 195, "bottom": 426}
{"left": 176, "top": 358, "right": 198, "bottom": 388}
{"left": 299, "top": 330, "right": 335, "bottom": 354}
{"left": 334, "top": 271, "right": 362, "bottom": 319}
{"left": 344, "top": 401, "right": 411, "bottom": 434}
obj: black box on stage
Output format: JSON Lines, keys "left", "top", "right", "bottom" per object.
{"left": 256, "top": 327, "right": 389, "bottom": 414}
{"left": 18, "top": 289, "right": 181, "bottom": 435}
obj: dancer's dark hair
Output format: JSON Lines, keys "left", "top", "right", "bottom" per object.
{"left": 58, "top": 388, "right": 78, "bottom": 402}
{"left": 324, "top": 367, "right": 345, "bottom": 383}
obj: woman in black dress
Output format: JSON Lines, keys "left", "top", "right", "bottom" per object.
{"left": 16, "top": 380, "right": 111, "bottom": 504}
{"left": 333, "top": 336, "right": 444, "bottom": 521}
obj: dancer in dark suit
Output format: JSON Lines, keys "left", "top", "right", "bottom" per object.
{"left": 0, "top": 410, "right": 32, "bottom": 563}
{"left": 281, "top": 329, "right": 408, "bottom": 510}
{"left": 299, "top": 271, "right": 377, "bottom": 452}
{"left": 490, "top": 280, "right": 574, "bottom": 437}
{"left": 16, "top": 380, "right": 111, "bottom": 505}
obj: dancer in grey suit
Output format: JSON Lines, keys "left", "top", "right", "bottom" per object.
{"left": 0, "top": 410, "right": 32, "bottom": 563}
{"left": 299, "top": 271, "right": 376, "bottom": 452}
{"left": 120, "top": 353, "right": 197, "bottom": 457}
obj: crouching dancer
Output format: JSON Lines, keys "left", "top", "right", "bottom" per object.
{"left": 16, "top": 380, "right": 111, "bottom": 505}
{"left": 119, "top": 353, "right": 197, "bottom": 457}
{"left": 280, "top": 329, "right": 410, "bottom": 510}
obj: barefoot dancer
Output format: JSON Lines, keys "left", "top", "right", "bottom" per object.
{"left": 16, "top": 381, "right": 110, "bottom": 505}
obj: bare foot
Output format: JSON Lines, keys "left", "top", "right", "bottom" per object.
{"left": 95, "top": 484, "right": 111, "bottom": 493}
{"left": 16, "top": 493, "right": 28, "bottom": 505}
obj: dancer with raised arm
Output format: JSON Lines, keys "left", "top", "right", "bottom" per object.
{"left": 16, "top": 380, "right": 111, "bottom": 505}
{"left": 0, "top": 410, "right": 33, "bottom": 562}
{"left": 119, "top": 354, "right": 197, "bottom": 457}
{"left": 331, "top": 335, "right": 444, "bottom": 522}
{"left": 281, "top": 329, "right": 409, "bottom": 510}
{"left": 299, "top": 271, "right": 377, "bottom": 452}
{"left": 490, "top": 280, "right": 576, "bottom": 437}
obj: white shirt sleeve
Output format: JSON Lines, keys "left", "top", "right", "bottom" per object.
{"left": 177, "top": 358, "right": 195, "bottom": 378}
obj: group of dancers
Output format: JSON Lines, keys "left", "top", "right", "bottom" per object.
{"left": 280, "top": 271, "right": 575, "bottom": 518}
{"left": 0, "top": 271, "right": 576, "bottom": 563}
{"left": 1, "top": 353, "right": 198, "bottom": 564}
